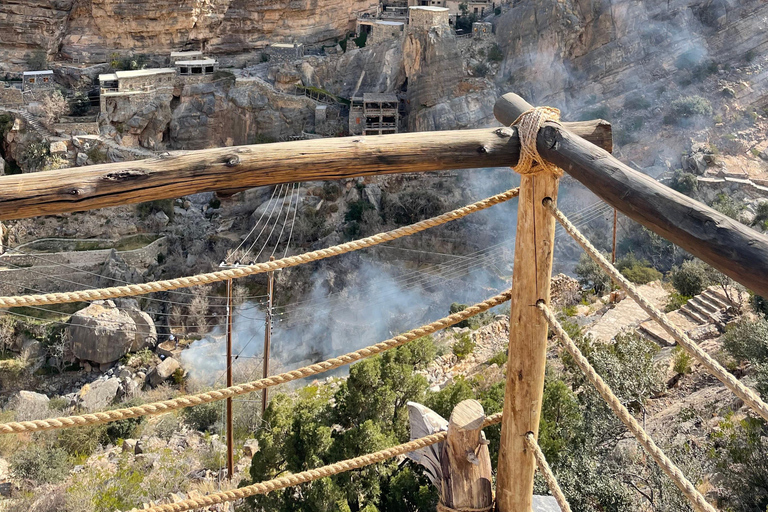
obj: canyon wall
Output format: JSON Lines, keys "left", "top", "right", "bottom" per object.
{"left": 0, "top": 0, "right": 378, "bottom": 70}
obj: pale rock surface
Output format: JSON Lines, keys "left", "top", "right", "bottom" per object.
{"left": 69, "top": 301, "right": 138, "bottom": 364}
{"left": 79, "top": 377, "right": 120, "bottom": 411}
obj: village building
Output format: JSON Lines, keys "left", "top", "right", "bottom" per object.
{"left": 349, "top": 93, "right": 399, "bottom": 136}
{"left": 98, "top": 68, "right": 176, "bottom": 94}
{"left": 175, "top": 59, "right": 219, "bottom": 76}
{"left": 22, "top": 70, "right": 54, "bottom": 91}
{"left": 408, "top": 5, "right": 451, "bottom": 29}
{"left": 266, "top": 43, "right": 305, "bottom": 61}
{"left": 472, "top": 21, "right": 493, "bottom": 37}
{"left": 170, "top": 51, "right": 204, "bottom": 65}
{"left": 357, "top": 19, "right": 405, "bottom": 44}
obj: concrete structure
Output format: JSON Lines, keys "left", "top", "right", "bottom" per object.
{"left": 472, "top": 21, "right": 493, "bottom": 37}
{"left": 267, "top": 43, "right": 305, "bottom": 61}
{"left": 349, "top": 93, "right": 399, "bottom": 135}
{"left": 175, "top": 59, "right": 218, "bottom": 76}
{"left": 22, "top": 70, "right": 54, "bottom": 91}
{"left": 446, "top": 0, "right": 491, "bottom": 17}
{"left": 358, "top": 20, "right": 405, "bottom": 44}
{"left": 170, "top": 51, "right": 203, "bottom": 64}
{"left": 99, "top": 68, "right": 176, "bottom": 94}
{"left": 408, "top": 6, "right": 450, "bottom": 29}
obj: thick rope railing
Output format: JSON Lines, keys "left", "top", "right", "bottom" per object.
{"left": 544, "top": 198, "right": 768, "bottom": 423}
{"left": 0, "top": 290, "right": 511, "bottom": 434}
{"left": 0, "top": 188, "right": 519, "bottom": 308}
{"left": 510, "top": 107, "right": 563, "bottom": 177}
{"left": 524, "top": 433, "right": 572, "bottom": 512}
{"left": 538, "top": 302, "right": 716, "bottom": 512}
{"left": 140, "top": 412, "right": 504, "bottom": 512}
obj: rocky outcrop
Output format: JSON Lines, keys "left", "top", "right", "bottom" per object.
{"left": 78, "top": 377, "right": 120, "bottom": 411}
{"left": 69, "top": 300, "right": 156, "bottom": 364}
{"left": 148, "top": 357, "right": 181, "bottom": 386}
{"left": 0, "top": 0, "right": 378, "bottom": 71}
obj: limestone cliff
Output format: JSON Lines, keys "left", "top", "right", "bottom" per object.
{"left": 0, "top": 0, "right": 378, "bottom": 69}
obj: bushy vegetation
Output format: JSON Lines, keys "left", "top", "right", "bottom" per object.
{"left": 664, "top": 96, "right": 713, "bottom": 125}
{"left": 382, "top": 190, "right": 443, "bottom": 225}
{"left": 672, "top": 346, "right": 692, "bottom": 375}
{"left": 136, "top": 199, "right": 175, "bottom": 222}
{"left": 575, "top": 252, "right": 611, "bottom": 295}
{"left": 10, "top": 443, "right": 70, "bottom": 484}
{"left": 452, "top": 333, "right": 475, "bottom": 360}
{"left": 669, "top": 259, "right": 711, "bottom": 297}
{"left": 669, "top": 170, "right": 698, "bottom": 195}
{"left": 615, "top": 253, "right": 662, "bottom": 284}
{"left": 181, "top": 400, "right": 221, "bottom": 433}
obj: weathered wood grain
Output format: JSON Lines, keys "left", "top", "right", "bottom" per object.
{"left": 440, "top": 400, "right": 493, "bottom": 510}
{"left": 0, "top": 124, "right": 612, "bottom": 221}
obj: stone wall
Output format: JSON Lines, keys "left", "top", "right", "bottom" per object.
{"left": 408, "top": 7, "right": 450, "bottom": 30}
{"left": 0, "top": 237, "right": 167, "bottom": 295}
{"left": 368, "top": 22, "right": 404, "bottom": 45}
{"left": 0, "top": 87, "right": 23, "bottom": 106}
{"left": 52, "top": 121, "right": 100, "bottom": 135}
{"left": 118, "top": 73, "right": 175, "bottom": 92}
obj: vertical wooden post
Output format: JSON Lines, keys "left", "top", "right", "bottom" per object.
{"left": 226, "top": 278, "right": 234, "bottom": 481}
{"left": 262, "top": 256, "right": 275, "bottom": 414}
{"left": 440, "top": 400, "right": 494, "bottom": 510}
{"left": 612, "top": 209, "right": 618, "bottom": 264}
{"left": 494, "top": 95, "right": 560, "bottom": 512}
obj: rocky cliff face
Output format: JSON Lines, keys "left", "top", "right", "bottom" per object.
{"left": 0, "top": 0, "right": 378, "bottom": 69}
{"left": 495, "top": 0, "right": 768, "bottom": 112}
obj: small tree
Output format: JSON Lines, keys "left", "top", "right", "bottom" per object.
{"left": 39, "top": 90, "right": 68, "bottom": 126}
{"left": 669, "top": 259, "right": 709, "bottom": 297}
{"left": 188, "top": 286, "right": 210, "bottom": 334}
{"left": 26, "top": 50, "right": 48, "bottom": 70}
{"left": 575, "top": 252, "right": 611, "bottom": 296}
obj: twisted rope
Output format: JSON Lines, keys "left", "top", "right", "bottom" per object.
{"left": 141, "top": 413, "right": 503, "bottom": 512}
{"left": 524, "top": 433, "right": 572, "bottom": 512}
{"left": 436, "top": 503, "right": 493, "bottom": 512}
{"left": 539, "top": 302, "right": 716, "bottom": 512}
{"left": 0, "top": 188, "right": 519, "bottom": 308}
{"left": 545, "top": 199, "right": 768, "bottom": 423}
{"left": 510, "top": 107, "right": 563, "bottom": 177}
{"left": 0, "top": 291, "right": 511, "bottom": 434}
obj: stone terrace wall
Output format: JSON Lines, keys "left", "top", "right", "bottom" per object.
{"left": 0, "top": 87, "right": 23, "bottom": 106}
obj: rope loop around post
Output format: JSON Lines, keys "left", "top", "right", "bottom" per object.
{"left": 436, "top": 503, "right": 494, "bottom": 512}
{"left": 510, "top": 106, "right": 563, "bottom": 177}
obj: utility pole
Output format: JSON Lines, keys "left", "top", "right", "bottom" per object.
{"left": 262, "top": 256, "right": 275, "bottom": 415}
{"left": 225, "top": 278, "right": 234, "bottom": 481}
{"left": 612, "top": 208, "right": 618, "bottom": 264}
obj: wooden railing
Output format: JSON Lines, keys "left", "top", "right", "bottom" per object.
{"left": 1, "top": 91, "right": 767, "bottom": 511}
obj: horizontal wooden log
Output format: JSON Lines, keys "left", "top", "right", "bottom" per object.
{"left": 540, "top": 124, "right": 768, "bottom": 298}
{"left": 0, "top": 124, "right": 612, "bottom": 221}
{"left": 493, "top": 92, "right": 768, "bottom": 298}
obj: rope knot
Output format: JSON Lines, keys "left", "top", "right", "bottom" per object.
{"left": 511, "top": 106, "right": 563, "bottom": 177}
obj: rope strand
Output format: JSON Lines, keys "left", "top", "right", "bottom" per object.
{"left": 524, "top": 433, "right": 572, "bottom": 512}
{"left": 538, "top": 302, "right": 716, "bottom": 512}
{"left": 0, "top": 188, "right": 519, "bottom": 308}
{"left": 139, "top": 413, "right": 503, "bottom": 512}
{"left": 0, "top": 291, "right": 511, "bottom": 434}
{"left": 544, "top": 199, "right": 768, "bottom": 423}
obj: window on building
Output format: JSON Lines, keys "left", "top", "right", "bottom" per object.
{"left": 28, "top": 78, "right": 35, "bottom": 84}
{"left": 43, "top": 77, "right": 49, "bottom": 83}
{"left": 180, "top": 67, "right": 188, "bottom": 74}
{"left": 205, "top": 66, "right": 214, "bottom": 73}
{"left": 192, "top": 67, "right": 202, "bottom": 74}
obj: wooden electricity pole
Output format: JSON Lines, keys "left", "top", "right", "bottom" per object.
{"left": 262, "top": 256, "right": 275, "bottom": 414}
{"left": 225, "top": 278, "right": 234, "bottom": 481}
{"left": 612, "top": 208, "right": 618, "bottom": 264}
{"left": 494, "top": 93, "right": 559, "bottom": 512}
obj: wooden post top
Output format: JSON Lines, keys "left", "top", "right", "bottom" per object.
{"left": 448, "top": 399, "right": 485, "bottom": 432}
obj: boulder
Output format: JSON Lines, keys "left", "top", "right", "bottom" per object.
{"left": 148, "top": 357, "right": 180, "bottom": 386}
{"left": 243, "top": 439, "right": 260, "bottom": 458}
{"left": 69, "top": 301, "right": 138, "bottom": 364}
{"left": 79, "top": 377, "right": 120, "bottom": 411}
{"left": 123, "top": 309, "right": 157, "bottom": 352}
{"left": 8, "top": 390, "right": 49, "bottom": 421}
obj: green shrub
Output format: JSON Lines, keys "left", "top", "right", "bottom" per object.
{"left": 345, "top": 199, "right": 374, "bottom": 223}
{"left": 26, "top": 50, "right": 48, "bottom": 70}
{"left": 383, "top": 190, "right": 443, "bottom": 225}
{"left": 487, "top": 44, "right": 503, "bottom": 62}
{"left": 11, "top": 443, "right": 70, "bottom": 483}
{"left": 672, "top": 346, "right": 692, "bottom": 375}
{"left": 563, "top": 304, "right": 578, "bottom": 317}
{"left": 752, "top": 293, "right": 768, "bottom": 319}
{"left": 487, "top": 351, "right": 507, "bottom": 367}
{"left": 665, "top": 293, "right": 691, "bottom": 312}
{"left": 669, "top": 170, "right": 698, "bottom": 195}
{"left": 665, "top": 95, "right": 713, "bottom": 124}
{"left": 452, "top": 333, "right": 475, "bottom": 360}
{"left": 621, "top": 264, "right": 662, "bottom": 284}
{"left": 208, "top": 197, "right": 221, "bottom": 209}
{"left": 57, "top": 424, "right": 106, "bottom": 456}
{"left": 575, "top": 252, "right": 611, "bottom": 295}
{"left": 670, "top": 259, "right": 709, "bottom": 297}
{"left": 181, "top": 401, "right": 221, "bottom": 433}
{"left": 473, "top": 62, "right": 489, "bottom": 77}
{"left": 449, "top": 302, "right": 470, "bottom": 328}
{"left": 86, "top": 146, "right": 109, "bottom": 164}
{"left": 722, "top": 317, "right": 768, "bottom": 364}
